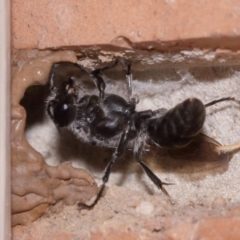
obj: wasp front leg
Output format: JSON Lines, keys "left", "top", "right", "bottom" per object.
{"left": 78, "top": 121, "right": 135, "bottom": 209}
{"left": 48, "top": 61, "right": 85, "bottom": 91}
{"left": 90, "top": 58, "right": 135, "bottom": 102}
{"left": 90, "top": 59, "right": 121, "bottom": 100}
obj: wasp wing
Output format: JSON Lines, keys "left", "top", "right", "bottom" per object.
{"left": 169, "top": 133, "right": 232, "bottom": 163}
{"left": 146, "top": 133, "right": 232, "bottom": 163}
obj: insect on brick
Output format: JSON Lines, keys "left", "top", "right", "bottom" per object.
{"left": 46, "top": 59, "right": 238, "bottom": 209}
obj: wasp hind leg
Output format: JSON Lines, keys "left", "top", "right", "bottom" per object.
{"left": 134, "top": 140, "right": 173, "bottom": 197}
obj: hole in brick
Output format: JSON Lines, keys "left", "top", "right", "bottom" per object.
{"left": 12, "top": 49, "right": 240, "bottom": 236}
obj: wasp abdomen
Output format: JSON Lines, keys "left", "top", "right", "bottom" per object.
{"left": 148, "top": 98, "right": 206, "bottom": 148}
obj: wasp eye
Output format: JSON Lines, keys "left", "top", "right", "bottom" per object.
{"left": 47, "top": 100, "right": 76, "bottom": 127}
{"left": 55, "top": 103, "right": 76, "bottom": 127}
{"left": 62, "top": 104, "right": 68, "bottom": 110}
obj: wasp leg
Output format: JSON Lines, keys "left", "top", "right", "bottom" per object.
{"left": 78, "top": 123, "right": 133, "bottom": 209}
{"left": 134, "top": 141, "right": 172, "bottom": 197}
{"left": 48, "top": 62, "right": 84, "bottom": 91}
{"left": 90, "top": 60, "right": 120, "bottom": 100}
{"left": 90, "top": 69, "right": 106, "bottom": 100}
{"left": 90, "top": 58, "right": 134, "bottom": 101}
{"left": 117, "top": 58, "right": 133, "bottom": 101}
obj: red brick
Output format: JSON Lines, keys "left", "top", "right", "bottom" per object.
{"left": 165, "top": 216, "right": 240, "bottom": 240}
{"left": 12, "top": 0, "right": 240, "bottom": 50}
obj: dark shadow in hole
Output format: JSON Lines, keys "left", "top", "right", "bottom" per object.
{"left": 20, "top": 84, "right": 50, "bottom": 129}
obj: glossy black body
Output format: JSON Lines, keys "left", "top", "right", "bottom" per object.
{"left": 47, "top": 74, "right": 206, "bottom": 150}
{"left": 148, "top": 98, "right": 205, "bottom": 148}
{"left": 47, "top": 78, "right": 77, "bottom": 127}
{"left": 76, "top": 94, "right": 136, "bottom": 140}
{"left": 46, "top": 60, "right": 234, "bottom": 208}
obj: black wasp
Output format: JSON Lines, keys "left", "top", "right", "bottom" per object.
{"left": 47, "top": 58, "right": 236, "bottom": 208}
